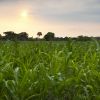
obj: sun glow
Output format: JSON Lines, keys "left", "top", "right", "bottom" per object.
{"left": 21, "top": 10, "right": 28, "bottom": 18}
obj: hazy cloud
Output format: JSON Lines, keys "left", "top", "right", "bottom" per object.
{"left": 0, "top": 0, "right": 100, "bottom": 36}
{"left": 0, "top": 0, "right": 100, "bottom": 23}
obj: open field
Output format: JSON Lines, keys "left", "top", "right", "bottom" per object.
{"left": 0, "top": 40, "right": 100, "bottom": 100}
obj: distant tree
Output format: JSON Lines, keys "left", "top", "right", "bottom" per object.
{"left": 95, "top": 37, "right": 100, "bottom": 40}
{"left": 3, "top": 31, "right": 17, "bottom": 40}
{"left": 44, "top": 32, "right": 55, "bottom": 41}
{"left": 37, "top": 32, "right": 42, "bottom": 38}
{"left": 18, "top": 32, "right": 28, "bottom": 40}
{"left": 0, "top": 34, "right": 2, "bottom": 40}
{"left": 77, "top": 35, "right": 91, "bottom": 41}
{"left": 84, "top": 36, "right": 91, "bottom": 41}
{"left": 78, "top": 35, "right": 84, "bottom": 41}
{"left": 64, "top": 36, "right": 69, "bottom": 40}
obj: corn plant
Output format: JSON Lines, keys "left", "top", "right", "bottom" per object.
{"left": 0, "top": 40, "right": 100, "bottom": 100}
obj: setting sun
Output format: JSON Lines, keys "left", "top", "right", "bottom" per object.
{"left": 21, "top": 10, "right": 28, "bottom": 18}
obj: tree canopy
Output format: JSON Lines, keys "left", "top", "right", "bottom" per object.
{"left": 44, "top": 32, "right": 55, "bottom": 41}
{"left": 0, "top": 31, "right": 99, "bottom": 41}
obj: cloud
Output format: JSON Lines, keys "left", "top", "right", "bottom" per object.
{"left": 0, "top": 0, "right": 19, "bottom": 4}
{"left": 27, "top": 0, "right": 100, "bottom": 23}
{"left": 13, "top": 0, "right": 97, "bottom": 22}
{"left": 0, "top": 0, "right": 100, "bottom": 37}
{"left": 0, "top": 0, "right": 100, "bottom": 23}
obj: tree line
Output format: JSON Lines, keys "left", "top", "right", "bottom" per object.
{"left": 0, "top": 31, "right": 99, "bottom": 41}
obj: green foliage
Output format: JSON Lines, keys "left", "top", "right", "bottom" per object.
{"left": 0, "top": 40, "right": 100, "bottom": 100}
{"left": 2, "top": 31, "right": 28, "bottom": 41}
{"left": 44, "top": 32, "right": 55, "bottom": 41}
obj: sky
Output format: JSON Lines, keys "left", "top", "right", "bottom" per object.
{"left": 0, "top": 0, "right": 100, "bottom": 37}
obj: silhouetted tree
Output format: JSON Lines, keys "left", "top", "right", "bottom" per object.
{"left": 95, "top": 37, "right": 100, "bottom": 40}
{"left": 1, "top": 31, "right": 99, "bottom": 41}
{"left": 77, "top": 35, "right": 91, "bottom": 41}
{"left": 0, "top": 34, "right": 2, "bottom": 40}
{"left": 37, "top": 32, "right": 42, "bottom": 38}
{"left": 77, "top": 35, "right": 84, "bottom": 41}
{"left": 64, "top": 36, "right": 69, "bottom": 40}
{"left": 3, "top": 31, "right": 17, "bottom": 40}
{"left": 18, "top": 32, "right": 28, "bottom": 40}
{"left": 44, "top": 32, "right": 55, "bottom": 41}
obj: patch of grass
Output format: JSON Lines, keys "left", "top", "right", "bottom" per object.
{"left": 0, "top": 40, "right": 100, "bottom": 100}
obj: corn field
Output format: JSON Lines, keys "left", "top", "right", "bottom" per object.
{"left": 0, "top": 40, "right": 100, "bottom": 100}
